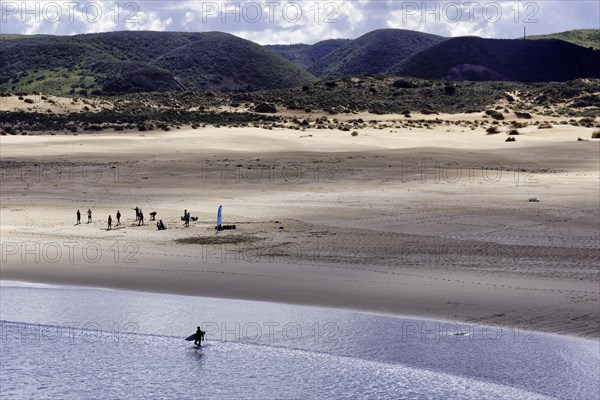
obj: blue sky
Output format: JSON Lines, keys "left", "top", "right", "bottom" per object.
{"left": 1, "top": 1, "right": 598, "bottom": 44}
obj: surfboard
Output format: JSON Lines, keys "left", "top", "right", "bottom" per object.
{"left": 185, "top": 334, "right": 197, "bottom": 341}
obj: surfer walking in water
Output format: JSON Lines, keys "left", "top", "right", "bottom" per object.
{"left": 194, "top": 326, "right": 205, "bottom": 346}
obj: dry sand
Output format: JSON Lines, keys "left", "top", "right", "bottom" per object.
{"left": 1, "top": 115, "right": 599, "bottom": 339}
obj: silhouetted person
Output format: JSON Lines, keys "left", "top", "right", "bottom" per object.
{"left": 194, "top": 326, "right": 205, "bottom": 346}
{"left": 150, "top": 212, "right": 157, "bottom": 221}
{"left": 116, "top": 210, "right": 121, "bottom": 226}
{"left": 76, "top": 210, "right": 81, "bottom": 225}
{"left": 184, "top": 212, "right": 190, "bottom": 227}
{"left": 138, "top": 210, "right": 144, "bottom": 226}
{"left": 134, "top": 207, "right": 139, "bottom": 221}
{"left": 87, "top": 209, "right": 92, "bottom": 223}
{"left": 107, "top": 215, "right": 112, "bottom": 231}
{"left": 157, "top": 220, "right": 166, "bottom": 230}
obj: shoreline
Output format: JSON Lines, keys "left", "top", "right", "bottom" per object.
{"left": 3, "top": 278, "right": 597, "bottom": 344}
{"left": 2, "top": 247, "right": 598, "bottom": 341}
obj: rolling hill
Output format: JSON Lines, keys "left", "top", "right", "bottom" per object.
{"left": 389, "top": 36, "right": 600, "bottom": 82}
{"left": 0, "top": 31, "right": 316, "bottom": 95}
{"left": 307, "top": 29, "right": 445, "bottom": 78}
{"left": 265, "top": 39, "right": 351, "bottom": 69}
{"left": 528, "top": 29, "right": 600, "bottom": 51}
{"left": 152, "top": 32, "right": 316, "bottom": 92}
{"left": 2, "top": 29, "right": 599, "bottom": 96}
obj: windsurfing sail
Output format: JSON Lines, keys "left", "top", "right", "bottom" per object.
{"left": 217, "top": 205, "right": 223, "bottom": 227}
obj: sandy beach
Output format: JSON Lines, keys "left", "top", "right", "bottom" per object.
{"left": 1, "top": 114, "right": 599, "bottom": 339}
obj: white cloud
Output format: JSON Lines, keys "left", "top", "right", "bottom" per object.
{"left": 444, "top": 22, "right": 489, "bottom": 38}
{"left": 181, "top": 11, "right": 194, "bottom": 28}
{"left": 237, "top": 23, "right": 347, "bottom": 45}
{"left": 126, "top": 11, "right": 173, "bottom": 31}
{"left": 336, "top": 1, "right": 366, "bottom": 31}
{"left": 386, "top": 9, "right": 427, "bottom": 33}
{"left": 1, "top": 0, "right": 597, "bottom": 42}
{"left": 384, "top": 1, "right": 599, "bottom": 39}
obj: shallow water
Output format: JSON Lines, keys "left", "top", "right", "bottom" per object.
{"left": 1, "top": 281, "right": 597, "bottom": 399}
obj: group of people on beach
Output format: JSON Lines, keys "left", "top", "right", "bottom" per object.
{"left": 76, "top": 207, "right": 184, "bottom": 231}
{"left": 134, "top": 207, "right": 145, "bottom": 226}
{"left": 106, "top": 210, "right": 122, "bottom": 230}
{"left": 99, "top": 210, "right": 121, "bottom": 230}
{"left": 75, "top": 209, "right": 94, "bottom": 225}
{"left": 77, "top": 209, "right": 122, "bottom": 229}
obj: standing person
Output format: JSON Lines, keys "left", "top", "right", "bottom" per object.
{"left": 134, "top": 207, "right": 139, "bottom": 221}
{"left": 87, "top": 209, "right": 92, "bottom": 223}
{"left": 76, "top": 210, "right": 81, "bottom": 225}
{"left": 107, "top": 215, "right": 112, "bottom": 231}
{"left": 116, "top": 210, "right": 121, "bottom": 226}
{"left": 138, "top": 210, "right": 144, "bottom": 226}
{"left": 194, "top": 326, "right": 205, "bottom": 346}
{"left": 184, "top": 212, "right": 190, "bottom": 227}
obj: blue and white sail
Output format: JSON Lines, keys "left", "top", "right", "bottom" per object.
{"left": 217, "top": 205, "right": 223, "bottom": 227}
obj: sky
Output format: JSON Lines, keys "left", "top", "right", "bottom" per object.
{"left": 1, "top": 0, "right": 598, "bottom": 44}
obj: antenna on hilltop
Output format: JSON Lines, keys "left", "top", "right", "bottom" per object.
{"left": 523, "top": 27, "right": 527, "bottom": 40}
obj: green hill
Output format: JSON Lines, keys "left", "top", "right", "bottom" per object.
{"left": 152, "top": 32, "right": 316, "bottom": 92}
{"left": 528, "top": 29, "right": 600, "bottom": 51}
{"left": 0, "top": 31, "right": 316, "bottom": 95}
{"left": 389, "top": 36, "right": 600, "bottom": 82}
{"left": 265, "top": 39, "right": 351, "bottom": 69}
{"left": 4, "top": 29, "right": 598, "bottom": 94}
{"left": 307, "top": 29, "right": 445, "bottom": 78}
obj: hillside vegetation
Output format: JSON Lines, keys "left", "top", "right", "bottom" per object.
{"left": 0, "top": 31, "right": 316, "bottom": 95}
{"left": 2, "top": 29, "right": 599, "bottom": 97}
{"left": 390, "top": 37, "right": 600, "bottom": 82}
{"left": 528, "top": 29, "right": 600, "bottom": 51}
{"left": 308, "top": 29, "right": 445, "bottom": 77}
{"left": 265, "top": 39, "right": 351, "bottom": 69}
{"left": 3, "top": 77, "right": 598, "bottom": 136}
